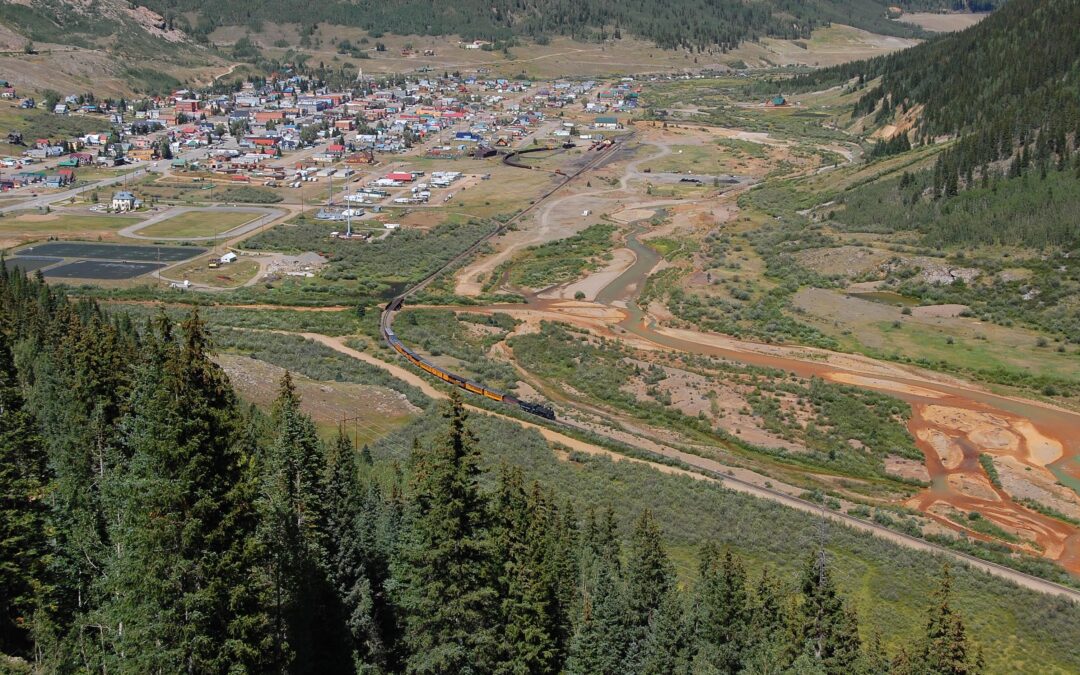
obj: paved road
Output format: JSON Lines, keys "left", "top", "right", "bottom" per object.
{"left": 0, "top": 168, "right": 149, "bottom": 214}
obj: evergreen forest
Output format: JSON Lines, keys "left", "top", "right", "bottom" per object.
{"left": 0, "top": 265, "right": 991, "bottom": 673}
{"left": 132, "top": 0, "right": 964, "bottom": 51}
{"left": 785, "top": 0, "right": 1080, "bottom": 248}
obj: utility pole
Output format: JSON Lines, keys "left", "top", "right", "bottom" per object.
{"left": 340, "top": 414, "right": 366, "bottom": 452}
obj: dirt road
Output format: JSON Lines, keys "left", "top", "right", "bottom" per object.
{"left": 289, "top": 331, "right": 1080, "bottom": 602}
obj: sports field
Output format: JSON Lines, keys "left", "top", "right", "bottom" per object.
{"left": 135, "top": 210, "right": 258, "bottom": 239}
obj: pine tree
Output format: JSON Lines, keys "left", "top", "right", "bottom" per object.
{"left": 258, "top": 372, "right": 345, "bottom": 674}
{"left": 0, "top": 332, "right": 50, "bottom": 659}
{"left": 795, "top": 549, "right": 862, "bottom": 674}
{"left": 917, "top": 565, "right": 982, "bottom": 675}
{"left": 95, "top": 311, "right": 273, "bottom": 672}
{"left": 394, "top": 392, "right": 499, "bottom": 674}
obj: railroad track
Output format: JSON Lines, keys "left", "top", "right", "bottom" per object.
{"left": 380, "top": 132, "right": 632, "bottom": 325}
{"left": 377, "top": 132, "right": 632, "bottom": 418}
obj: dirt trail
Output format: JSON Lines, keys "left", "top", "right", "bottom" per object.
{"left": 287, "top": 331, "right": 1080, "bottom": 601}
{"left": 453, "top": 139, "right": 675, "bottom": 296}
{"left": 463, "top": 289, "right": 1080, "bottom": 574}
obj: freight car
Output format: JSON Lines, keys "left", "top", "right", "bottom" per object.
{"left": 382, "top": 303, "right": 556, "bottom": 420}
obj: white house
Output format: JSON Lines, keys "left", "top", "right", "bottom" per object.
{"left": 111, "top": 191, "right": 136, "bottom": 212}
{"left": 219, "top": 252, "right": 238, "bottom": 264}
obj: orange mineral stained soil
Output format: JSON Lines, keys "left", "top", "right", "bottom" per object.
{"left": 471, "top": 288, "right": 1080, "bottom": 575}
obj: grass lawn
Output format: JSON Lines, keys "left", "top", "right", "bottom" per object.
{"left": 136, "top": 210, "right": 257, "bottom": 238}
{"left": 0, "top": 212, "right": 142, "bottom": 235}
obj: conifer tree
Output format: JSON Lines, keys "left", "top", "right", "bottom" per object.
{"left": 741, "top": 567, "right": 792, "bottom": 673}
{"left": 0, "top": 332, "right": 49, "bottom": 658}
{"left": 325, "top": 430, "right": 388, "bottom": 674}
{"left": 692, "top": 544, "right": 751, "bottom": 673}
{"left": 916, "top": 566, "right": 982, "bottom": 675}
{"left": 96, "top": 311, "right": 272, "bottom": 672}
{"left": 565, "top": 505, "right": 631, "bottom": 674}
{"left": 795, "top": 549, "right": 862, "bottom": 673}
{"left": 565, "top": 556, "right": 631, "bottom": 675}
{"left": 394, "top": 392, "right": 499, "bottom": 674}
{"left": 624, "top": 509, "right": 675, "bottom": 669}
{"left": 492, "top": 470, "right": 562, "bottom": 674}
{"left": 640, "top": 588, "right": 693, "bottom": 675}
{"left": 258, "top": 372, "right": 346, "bottom": 673}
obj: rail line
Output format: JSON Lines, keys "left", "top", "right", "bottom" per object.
{"left": 369, "top": 129, "right": 1080, "bottom": 601}
{"left": 382, "top": 130, "right": 630, "bottom": 341}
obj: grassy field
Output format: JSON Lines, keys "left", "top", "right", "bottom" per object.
{"left": 136, "top": 210, "right": 258, "bottom": 239}
{"left": 0, "top": 212, "right": 142, "bottom": 235}
{"left": 507, "top": 222, "right": 616, "bottom": 289}
{"left": 0, "top": 104, "right": 111, "bottom": 144}
{"left": 377, "top": 409, "right": 1080, "bottom": 674}
{"left": 215, "top": 353, "right": 418, "bottom": 446}
{"left": 165, "top": 257, "right": 261, "bottom": 288}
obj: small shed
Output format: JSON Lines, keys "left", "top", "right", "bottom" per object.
{"left": 219, "top": 252, "right": 238, "bottom": 264}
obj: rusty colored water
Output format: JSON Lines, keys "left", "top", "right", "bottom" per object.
{"left": 498, "top": 224, "right": 1080, "bottom": 574}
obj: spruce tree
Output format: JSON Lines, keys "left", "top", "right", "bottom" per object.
{"left": 564, "top": 557, "right": 631, "bottom": 675}
{"left": 640, "top": 589, "right": 693, "bottom": 675}
{"left": 741, "top": 568, "right": 792, "bottom": 673}
{"left": 917, "top": 566, "right": 982, "bottom": 675}
{"left": 0, "top": 332, "right": 49, "bottom": 659}
{"left": 795, "top": 549, "right": 862, "bottom": 674}
{"left": 624, "top": 510, "right": 675, "bottom": 669}
{"left": 492, "top": 471, "right": 561, "bottom": 674}
{"left": 691, "top": 545, "right": 751, "bottom": 673}
{"left": 394, "top": 392, "right": 499, "bottom": 674}
{"left": 96, "top": 311, "right": 272, "bottom": 672}
{"left": 258, "top": 372, "right": 345, "bottom": 674}
{"left": 325, "top": 429, "right": 388, "bottom": 673}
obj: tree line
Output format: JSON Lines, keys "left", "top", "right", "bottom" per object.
{"left": 136, "top": 0, "right": 942, "bottom": 52}
{"left": 789, "top": 0, "right": 1080, "bottom": 246}
{"left": 2, "top": 265, "right": 982, "bottom": 673}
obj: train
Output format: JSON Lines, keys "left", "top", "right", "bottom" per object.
{"left": 382, "top": 299, "right": 556, "bottom": 421}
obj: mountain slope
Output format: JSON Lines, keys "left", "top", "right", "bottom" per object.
{"left": 809, "top": 0, "right": 1080, "bottom": 247}
{"left": 849, "top": 0, "right": 1080, "bottom": 140}
{"left": 0, "top": 0, "right": 226, "bottom": 94}
{"left": 135, "top": 0, "right": 965, "bottom": 50}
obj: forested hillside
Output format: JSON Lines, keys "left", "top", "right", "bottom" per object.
{"left": 791, "top": 0, "right": 1080, "bottom": 247}
{"left": 136, "top": 0, "right": 955, "bottom": 50}
{"left": 0, "top": 266, "right": 993, "bottom": 673}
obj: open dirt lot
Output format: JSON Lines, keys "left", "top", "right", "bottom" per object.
{"left": 896, "top": 12, "right": 987, "bottom": 33}
{"left": 216, "top": 354, "right": 420, "bottom": 443}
